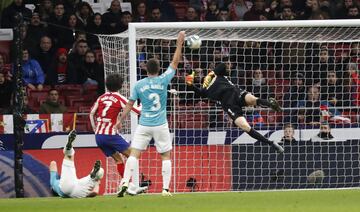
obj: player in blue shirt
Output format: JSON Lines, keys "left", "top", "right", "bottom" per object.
{"left": 116, "top": 31, "right": 185, "bottom": 197}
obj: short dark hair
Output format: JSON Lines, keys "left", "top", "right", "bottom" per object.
{"left": 106, "top": 74, "right": 123, "bottom": 92}
{"left": 146, "top": 58, "right": 160, "bottom": 75}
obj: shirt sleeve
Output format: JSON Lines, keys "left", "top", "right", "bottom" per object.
{"left": 129, "top": 84, "right": 138, "bottom": 101}
{"left": 160, "top": 66, "right": 176, "bottom": 85}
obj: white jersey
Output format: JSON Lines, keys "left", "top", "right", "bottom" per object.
{"left": 59, "top": 159, "right": 98, "bottom": 198}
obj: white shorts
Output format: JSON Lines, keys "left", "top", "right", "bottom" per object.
{"left": 131, "top": 123, "right": 172, "bottom": 153}
{"left": 59, "top": 159, "right": 96, "bottom": 198}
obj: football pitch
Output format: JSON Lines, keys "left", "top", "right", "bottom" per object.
{"left": 1, "top": 189, "right": 359, "bottom": 212}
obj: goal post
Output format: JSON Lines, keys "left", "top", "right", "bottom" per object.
{"left": 98, "top": 19, "right": 360, "bottom": 194}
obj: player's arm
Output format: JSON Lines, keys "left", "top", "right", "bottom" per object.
{"left": 119, "top": 94, "right": 141, "bottom": 115}
{"left": 185, "top": 71, "right": 208, "bottom": 98}
{"left": 89, "top": 100, "right": 99, "bottom": 132}
{"left": 115, "top": 100, "right": 136, "bottom": 131}
{"left": 170, "top": 31, "right": 186, "bottom": 70}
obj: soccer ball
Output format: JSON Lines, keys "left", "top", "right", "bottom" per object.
{"left": 186, "top": 35, "right": 202, "bottom": 50}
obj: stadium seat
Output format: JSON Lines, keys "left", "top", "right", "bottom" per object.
{"left": 170, "top": 1, "right": 189, "bottom": 21}
{"left": 78, "top": 106, "right": 91, "bottom": 113}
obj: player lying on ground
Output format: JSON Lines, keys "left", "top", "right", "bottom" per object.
{"left": 49, "top": 130, "right": 104, "bottom": 198}
{"left": 116, "top": 31, "right": 186, "bottom": 197}
{"left": 186, "top": 62, "right": 284, "bottom": 153}
{"left": 89, "top": 74, "right": 147, "bottom": 195}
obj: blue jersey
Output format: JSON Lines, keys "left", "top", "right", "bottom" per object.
{"left": 130, "top": 66, "right": 175, "bottom": 126}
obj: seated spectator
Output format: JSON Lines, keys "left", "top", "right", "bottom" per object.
{"left": 345, "top": 63, "right": 360, "bottom": 106}
{"left": 61, "top": 14, "right": 84, "bottom": 49}
{"left": 75, "top": 1, "right": 94, "bottom": 28}
{"left": 39, "top": 88, "right": 67, "bottom": 114}
{"left": 0, "top": 72, "right": 13, "bottom": 111}
{"left": 114, "top": 11, "right": 132, "bottom": 33}
{"left": 67, "top": 40, "right": 88, "bottom": 84}
{"left": 0, "top": 54, "right": 12, "bottom": 81}
{"left": 346, "top": 5, "right": 360, "bottom": 18}
{"left": 48, "top": 48, "right": 75, "bottom": 85}
{"left": 3, "top": 95, "right": 36, "bottom": 114}
{"left": 283, "top": 73, "right": 306, "bottom": 108}
{"left": 278, "top": 6, "right": 296, "bottom": 20}
{"left": 35, "top": 0, "right": 53, "bottom": 26}
{"left": 228, "top": 0, "right": 252, "bottom": 21}
{"left": 133, "top": 1, "right": 148, "bottom": 22}
{"left": 310, "top": 122, "right": 335, "bottom": 141}
{"left": 305, "top": 46, "right": 334, "bottom": 85}
{"left": 320, "top": 70, "right": 351, "bottom": 108}
{"left": 205, "top": 1, "right": 219, "bottom": 21}
{"left": 146, "top": 0, "right": 177, "bottom": 21}
{"left": 335, "top": 0, "right": 357, "bottom": 19}
{"left": 84, "top": 50, "right": 105, "bottom": 94}
{"left": 33, "top": 36, "right": 55, "bottom": 80}
{"left": 102, "top": 0, "right": 122, "bottom": 34}
{"left": 86, "top": 13, "right": 108, "bottom": 48}
{"left": 243, "top": 0, "right": 268, "bottom": 21}
{"left": 1, "top": 0, "right": 32, "bottom": 28}
{"left": 281, "top": 123, "right": 297, "bottom": 143}
{"left": 48, "top": 2, "right": 67, "bottom": 47}
{"left": 150, "top": 7, "right": 163, "bottom": 22}
{"left": 184, "top": 7, "right": 200, "bottom": 21}
{"left": 247, "top": 68, "right": 271, "bottom": 100}
{"left": 25, "top": 12, "right": 48, "bottom": 56}
{"left": 19, "top": 49, "right": 45, "bottom": 91}
{"left": 217, "top": 7, "right": 230, "bottom": 21}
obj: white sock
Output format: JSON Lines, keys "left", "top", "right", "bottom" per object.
{"left": 63, "top": 147, "right": 75, "bottom": 157}
{"left": 162, "top": 160, "right": 171, "bottom": 190}
{"left": 121, "top": 156, "right": 137, "bottom": 186}
{"left": 132, "top": 158, "right": 140, "bottom": 188}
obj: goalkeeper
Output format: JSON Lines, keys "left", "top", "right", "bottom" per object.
{"left": 186, "top": 62, "right": 284, "bottom": 153}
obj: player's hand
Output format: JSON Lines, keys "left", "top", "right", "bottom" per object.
{"left": 202, "top": 71, "right": 215, "bottom": 88}
{"left": 177, "top": 31, "right": 186, "bottom": 46}
{"left": 114, "top": 120, "right": 122, "bottom": 133}
{"left": 186, "top": 71, "right": 195, "bottom": 86}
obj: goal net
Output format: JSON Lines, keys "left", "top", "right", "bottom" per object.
{"left": 98, "top": 20, "right": 360, "bottom": 194}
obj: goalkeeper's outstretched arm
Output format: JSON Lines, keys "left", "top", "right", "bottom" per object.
{"left": 185, "top": 73, "right": 207, "bottom": 98}
{"left": 170, "top": 31, "right": 185, "bottom": 70}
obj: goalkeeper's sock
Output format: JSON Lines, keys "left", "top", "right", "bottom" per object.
{"left": 117, "top": 163, "right": 125, "bottom": 178}
{"left": 162, "top": 160, "right": 172, "bottom": 190}
{"left": 247, "top": 128, "right": 272, "bottom": 145}
{"left": 122, "top": 156, "right": 137, "bottom": 184}
{"left": 63, "top": 147, "right": 75, "bottom": 157}
{"left": 256, "top": 98, "right": 272, "bottom": 108}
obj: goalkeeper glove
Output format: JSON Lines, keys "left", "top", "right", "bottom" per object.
{"left": 185, "top": 71, "right": 195, "bottom": 86}
{"left": 202, "top": 71, "right": 215, "bottom": 88}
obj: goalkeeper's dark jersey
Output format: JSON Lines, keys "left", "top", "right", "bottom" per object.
{"left": 191, "top": 75, "right": 248, "bottom": 120}
{"left": 206, "top": 76, "right": 237, "bottom": 102}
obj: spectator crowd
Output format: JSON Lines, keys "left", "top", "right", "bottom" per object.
{"left": 0, "top": 0, "right": 359, "bottom": 130}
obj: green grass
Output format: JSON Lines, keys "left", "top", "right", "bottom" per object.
{"left": 1, "top": 189, "right": 360, "bottom": 212}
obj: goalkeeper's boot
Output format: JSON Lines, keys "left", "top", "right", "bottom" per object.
{"left": 271, "top": 141, "right": 284, "bottom": 154}
{"left": 161, "top": 189, "right": 172, "bottom": 197}
{"left": 66, "top": 130, "right": 77, "bottom": 150}
{"left": 117, "top": 181, "right": 128, "bottom": 197}
{"left": 268, "top": 98, "right": 282, "bottom": 112}
{"left": 90, "top": 160, "right": 102, "bottom": 180}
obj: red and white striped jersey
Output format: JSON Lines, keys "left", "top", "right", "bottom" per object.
{"left": 89, "top": 92, "right": 141, "bottom": 135}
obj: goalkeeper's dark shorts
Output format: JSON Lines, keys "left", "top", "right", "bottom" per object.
{"left": 222, "top": 89, "right": 248, "bottom": 121}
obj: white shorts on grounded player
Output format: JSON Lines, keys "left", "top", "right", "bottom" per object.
{"left": 132, "top": 123, "right": 172, "bottom": 153}
{"left": 59, "top": 159, "right": 97, "bottom": 198}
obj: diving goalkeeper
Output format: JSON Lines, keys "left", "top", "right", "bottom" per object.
{"left": 186, "top": 62, "right": 284, "bottom": 153}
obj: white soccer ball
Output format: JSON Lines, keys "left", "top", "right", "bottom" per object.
{"left": 186, "top": 35, "right": 202, "bottom": 50}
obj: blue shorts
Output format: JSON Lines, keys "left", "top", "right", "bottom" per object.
{"left": 50, "top": 171, "right": 66, "bottom": 197}
{"left": 95, "top": 134, "right": 130, "bottom": 157}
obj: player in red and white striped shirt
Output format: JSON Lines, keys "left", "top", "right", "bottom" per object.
{"left": 89, "top": 74, "right": 143, "bottom": 194}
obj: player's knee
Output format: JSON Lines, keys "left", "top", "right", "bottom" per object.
{"left": 235, "top": 117, "right": 251, "bottom": 132}
{"left": 49, "top": 161, "right": 57, "bottom": 171}
{"left": 161, "top": 151, "right": 171, "bottom": 160}
{"left": 245, "top": 94, "right": 257, "bottom": 106}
